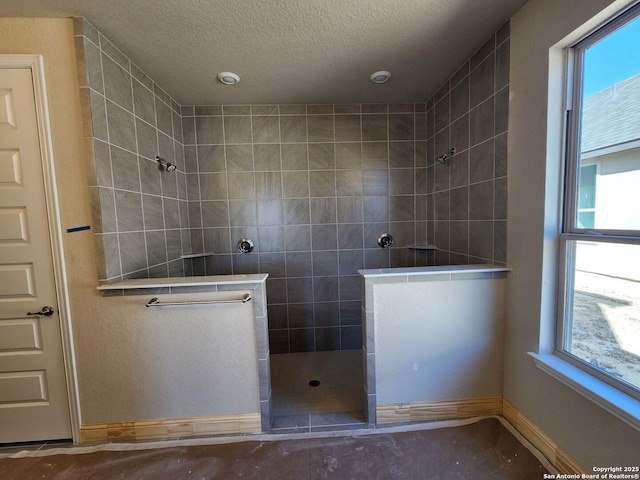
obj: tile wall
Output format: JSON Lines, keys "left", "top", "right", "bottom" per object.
{"left": 75, "top": 18, "right": 190, "bottom": 282}
{"left": 426, "top": 21, "right": 509, "bottom": 265}
{"left": 181, "top": 104, "right": 430, "bottom": 353}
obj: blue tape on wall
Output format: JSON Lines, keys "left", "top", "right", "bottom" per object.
{"left": 66, "top": 225, "right": 91, "bottom": 233}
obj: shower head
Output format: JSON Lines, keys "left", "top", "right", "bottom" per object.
{"left": 155, "top": 155, "right": 177, "bottom": 172}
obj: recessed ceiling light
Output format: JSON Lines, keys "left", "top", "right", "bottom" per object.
{"left": 217, "top": 72, "right": 240, "bottom": 85}
{"left": 370, "top": 71, "right": 391, "bottom": 84}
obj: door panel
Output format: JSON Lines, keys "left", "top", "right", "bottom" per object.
{"left": 0, "top": 68, "right": 71, "bottom": 442}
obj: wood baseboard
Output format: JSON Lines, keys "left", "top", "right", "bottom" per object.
{"left": 376, "top": 397, "right": 503, "bottom": 425}
{"left": 80, "top": 413, "right": 261, "bottom": 443}
{"left": 502, "top": 399, "right": 586, "bottom": 475}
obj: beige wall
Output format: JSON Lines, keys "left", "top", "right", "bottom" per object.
{"left": 506, "top": 0, "right": 640, "bottom": 468}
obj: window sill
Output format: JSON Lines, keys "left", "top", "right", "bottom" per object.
{"left": 529, "top": 352, "right": 640, "bottom": 431}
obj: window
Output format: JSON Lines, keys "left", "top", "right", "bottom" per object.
{"left": 558, "top": 5, "right": 640, "bottom": 400}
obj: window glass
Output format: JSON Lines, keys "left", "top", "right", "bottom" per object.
{"left": 577, "top": 14, "right": 640, "bottom": 232}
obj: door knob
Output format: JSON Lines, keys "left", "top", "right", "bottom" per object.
{"left": 27, "top": 306, "right": 54, "bottom": 316}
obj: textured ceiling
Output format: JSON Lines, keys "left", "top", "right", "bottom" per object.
{"left": 0, "top": 0, "right": 527, "bottom": 105}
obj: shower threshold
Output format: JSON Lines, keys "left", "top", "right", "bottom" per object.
{"left": 269, "top": 350, "right": 368, "bottom": 433}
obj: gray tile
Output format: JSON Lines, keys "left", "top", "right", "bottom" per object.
{"left": 283, "top": 199, "right": 310, "bottom": 225}
{"left": 156, "top": 99, "right": 173, "bottom": 138}
{"left": 435, "top": 95, "right": 450, "bottom": 133}
{"left": 336, "top": 170, "right": 363, "bottom": 196}
{"left": 256, "top": 172, "right": 282, "bottom": 199}
{"left": 416, "top": 168, "right": 427, "bottom": 195}
{"left": 224, "top": 115, "right": 252, "bottom": 144}
{"left": 107, "top": 100, "right": 136, "bottom": 152}
{"left": 434, "top": 161, "right": 450, "bottom": 192}
{"left": 469, "top": 221, "right": 493, "bottom": 259}
{"left": 450, "top": 221, "right": 469, "bottom": 254}
{"left": 252, "top": 105, "right": 278, "bottom": 115}
{"left": 258, "top": 226, "right": 284, "bottom": 252}
{"left": 188, "top": 201, "right": 202, "bottom": 228}
{"left": 362, "top": 104, "right": 387, "bottom": 114}
{"left": 309, "top": 171, "right": 336, "bottom": 198}
{"left": 198, "top": 145, "right": 226, "bottom": 172}
{"left": 450, "top": 186, "right": 469, "bottom": 221}
{"left": 111, "top": 146, "right": 140, "bottom": 191}
{"left": 310, "top": 197, "right": 337, "bottom": 224}
{"left": 494, "top": 177, "right": 507, "bottom": 220}
{"left": 495, "top": 87, "right": 509, "bottom": 135}
{"left": 335, "top": 104, "right": 360, "bottom": 114}
{"left": 494, "top": 220, "right": 507, "bottom": 263}
{"left": 389, "top": 195, "right": 415, "bottom": 222}
{"left": 362, "top": 142, "right": 388, "bottom": 169}
{"left": 205, "top": 254, "right": 233, "bottom": 274}
{"left": 182, "top": 116, "right": 196, "bottom": 145}
{"left": 312, "top": 250, "right": 339, "bottom": 276}
{"left": 102, "top": 53, "right": 132, "bottom": 112}
{"left": 163, "top": 198, "right": 180, "bottom": 229}
{"left": 229, "top": 200, "right": 257, "bottom": 226}
{"left": 389, "top": 221, "right": 415, "bottom": 247}
{"left": 282, "top": 171, "right": 310, "bottom": 198}
{"left": 172, "top": 111, "right": 183, "bottom": 143}
{"left": 89, "top": 90, "right": 108, "bottom": 142}
{"left": 226, "top": 144, "right": 253, "bottom": 171}
{"left": 195, "top": 105, "right": 222, "bottom": 116}
{"left": 434, "top": 191, "right": 450, "bottom": 221}
{"left": 290, "top": 328, "right": 315, "bottom": 353}
{"left": 119, "top": 231, "right": 147, "bottom": 274}
{"left": 470, "top": 139, "right": 494, "bottom": 183}
{"left": 139, "top": 157, "right": 163, "bottom": 196}
{"left": 284, "top": 225, "right": 311, "bottom": 251}
{"left": 335, "top": 143, "right": 362, "bottom": 169}
{"left": 228, "top": 172, "right": 256, "bottom": 199}
{"left": 335, "top": 115, "right": 361, "bottom": 142}
{"left": 389, "top": 114, "right": 414, "bottom": 140}
{"left": 495, "top": 132, "right": 508, "bottom": 178}
{"left": 389, "top": 169, "right": 414, "bottom": 195}
{"left": 132, "top": 81, "right": 155, "bottom": 126}
{"left": 362, "top": 169, "right": 388, "bottom": 196}
{"left": 308, "top": 105, "right": 333, "bottom": 114}
{"left": 307, "top": 115, "right": 334, "bottom": 142}
{"left": 497, "top": 19, "right": 510, "bottom": 45}
{"left": 339, "top": 252, "right": 364, "bottom": 276}
{"left": 341, "top": 326, "right": 362, "bottom": 350}
{"left": 451, "top": 114, "right": 469, "bottom": 152}
{"left": 415, "top": 113, "right": 427, "bottom": 141}
{"left": 281, "top": 144, "right": 308, "bottom": 170}
{"left": 435, "top": 221, "right": 450, "bottom": 252}
{"left": 470, "top": 99, "right": 495, "bottom": 147}
{"left": 389, "top": 142, "right": 414, "bottom": 168}
{"left": 186, "top": 174, "right": 200, "bottom": 201}
{"left": 364, "top": 248, "right": 389, "bottom": 269}
{"left": 338, "top": 224, "right": 363, "bottom": 249}
{"left": 470, "top": 53, "right": 495, "bottom": 108}
{"left": 233, "top": 253, "right": 260, "bottom": 274}
{"left": 201, "top": 200, "right": 230, "bottom": 227}
{"left": 337, "top": 197, "right": 362, "bottom": 224}
{"left": 363, "top": 222, "right": 389, "bottom": 249}
{"left": 257, "top": 199, "right": 283, "bottom": 225}
{"left": 450, "top": 76, "right": 469, "bottom": 122}
{"left": 311, "top": 225, "right": 338, "bottom": 250}
{"left": 315, "top": 327, "right": 341, "bottom": 351}
{"left": 362, "top": 114, "right": 387, "bottom": 141}
{"left": 261, "top": 254, "right": 286, "bottom": 279}
{"left": 496, "top": 40, "right": 510, "bottom": 91}
{"left": 471, "top": 35, "right": 496, "bottom": 69}
{"left": 340, "top": 301, "right": 361, "bottom": 326}
{"left": 309, "top": 143, "right": 335, "bottom": 170}
{"left": 196, "top": 116, "right": 224, "bottom": 145}
{"left": 340, "top": 274, "right": 362, "bottom": 301}
{"left": 279, "top": 115, "right": 307, "bottom": 143}
{"left": 200, "top": 173, "right": 228, "bottom": 200}
{"left": 253, "top": 144, "right": 281, "bottom": 172}
{"left": 314, "top": 276, "right": 339, "bottom": 302}
{"left": 136, "top": 118, "right": 159, "bottom": 160}
{"left": 285, "top": 252, "right": 312, "bottom": 277}
{"left": 287, "top": 281, "right": 313, "bottom": 305}
{"left": 390, "top": 103, "right": 414, "bottom": 113}
{"left": 203, "top": 228, "right": 232, "bottom": 254}
{"left": 92, "top": 139, "right": 112, "bottom": 188}
{"left": 363, "top": 196, "right": 388, "bottom": 222}
{"left": 145, "top": 230, "right": 167, "bottom": 266}
{"left": 114, "top": 190, "right": 143, "bottom": 231}
{"left": 279, "top": 104, "right": 306, "bottom": 114}
{"left": 223, "top": 105, "right": 251, "bottom": 115}
{"left": 314, "top": 302, "right": 340, "bottom": 327}
{"left": 252, "top": 116, "right": 280, "bottom": 143}
{"left": 142, "top": 194, "right": 164, "bottom": 230}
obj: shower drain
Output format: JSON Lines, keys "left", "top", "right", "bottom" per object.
{"left": 308, "top": 380, "right": 320, "bottom": 387}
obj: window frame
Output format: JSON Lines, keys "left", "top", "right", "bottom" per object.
{"left": 556, "top": 3, "right": 640, "bottom": 401}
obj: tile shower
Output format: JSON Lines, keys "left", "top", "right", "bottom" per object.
{"left": 77, "top": 18, "right": 509, "bottom": 357}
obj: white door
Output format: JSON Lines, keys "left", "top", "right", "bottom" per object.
{"left": 0, "top": 68, "right": 71, "bottom": 442}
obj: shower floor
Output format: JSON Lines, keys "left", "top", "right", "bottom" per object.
{"left": 270, "top": 350, "right": 366, "bottom": 433}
